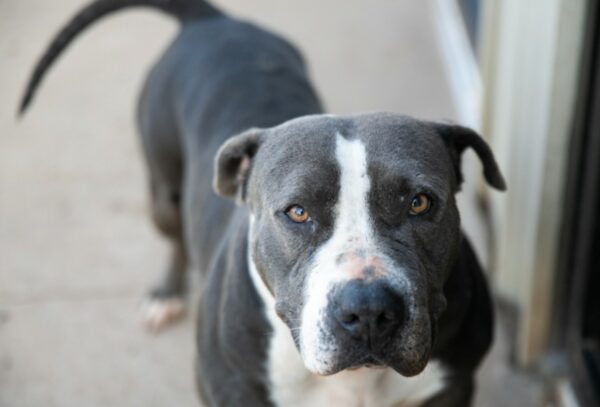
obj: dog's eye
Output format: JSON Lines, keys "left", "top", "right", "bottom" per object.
{"left": 286, "top": 205, "right": 310, "bottom": 223}
{"left": 409, "top": 194, "right": 432, "bottom": 216}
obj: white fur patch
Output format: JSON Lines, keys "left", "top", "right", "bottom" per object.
{"left": 141, "top": 298, "right": 185, "bottom": 332}
{"left": 299, "top": 134, "right": 400, "bottom": 374}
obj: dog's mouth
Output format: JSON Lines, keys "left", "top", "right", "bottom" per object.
{"left": 345, "top": 359, "right": 386, "bottom": 371}
{"left": 367, "top": 349, "right": 430, "bottom": 375}
{"left": 298, "top": 310, "right": 435, "bottom": 377}
{"left": 306, "top": 335, "right": 433, "bottom": 377}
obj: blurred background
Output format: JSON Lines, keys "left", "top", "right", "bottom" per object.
{"left": 0, "top": 0, "right": 598, "bottom": 406}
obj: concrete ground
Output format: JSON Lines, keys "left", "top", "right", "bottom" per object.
{"left": 0, "top": 0, "right": 543, "bottom": 406}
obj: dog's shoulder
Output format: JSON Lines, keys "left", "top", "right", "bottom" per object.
{"left": 433, "top": 234, "right": 494, "bottom": 372}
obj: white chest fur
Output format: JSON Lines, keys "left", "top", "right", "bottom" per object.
{"left": 267, "top": 314, "right": 447, "bottom": 407}
{"left": 247, "top": 248, "right": 447, "bottom": 407}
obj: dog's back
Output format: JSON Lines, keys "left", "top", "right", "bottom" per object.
{"left": 18, "top": 0, "right": 323, "bottom": 273}
{"left": 139, "top": 15, "right": 323, "bottom": 270}
{"left": 20, "top": 0, "right": 322, "bottom": 153}
{"left": 19, "top": 0, "right": 323, "bottom": 330}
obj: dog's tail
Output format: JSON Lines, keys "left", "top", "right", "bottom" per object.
{"left": 18, "top": 0, "right": 222, "bottom": 115}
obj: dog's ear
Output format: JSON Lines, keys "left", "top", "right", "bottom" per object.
{"left": 213, "top": 127, "right": 264, "bottom": 203}
{"left": 434, "top": 122, "right": 506, "bottom": 191}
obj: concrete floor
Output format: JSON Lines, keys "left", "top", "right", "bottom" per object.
{"left": 0, "top": 0, "right": 542, "bottom": 406}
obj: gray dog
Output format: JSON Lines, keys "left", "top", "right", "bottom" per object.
{"left": 21, "top": 0, "right": 506, "bottom": 405}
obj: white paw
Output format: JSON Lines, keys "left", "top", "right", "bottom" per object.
{"left": 142, "top": 297, "right": 186, "bottom": 333}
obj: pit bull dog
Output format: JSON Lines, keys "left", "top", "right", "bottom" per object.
{"left": 20, "top": 0, "right": 506, "bottom": 405}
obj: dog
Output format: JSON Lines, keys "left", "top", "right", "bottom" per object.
{"left": 20, "top": 0, "right": 506, "bottom": 405}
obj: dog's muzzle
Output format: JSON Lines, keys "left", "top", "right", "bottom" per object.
{"left": 305, "top": 275, "right": 433, "bottom": 377}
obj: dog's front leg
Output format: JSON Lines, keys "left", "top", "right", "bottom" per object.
{"left": 143, "top": 180, "right": 187, "bottom": 332}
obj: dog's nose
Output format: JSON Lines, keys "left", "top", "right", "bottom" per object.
{"left": 332, "top": 280, "right": 404, "bottom": 343}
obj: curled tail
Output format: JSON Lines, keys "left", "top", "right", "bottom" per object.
{"left": 18, "top": 0, "right": 222, "bottom": 115}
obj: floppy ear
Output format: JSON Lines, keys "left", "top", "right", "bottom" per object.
{"left": 213, "top": 128, "right": 264, "bottom": 203}
{"left": 434, "top": 123, "right": 506, "bottom": 191}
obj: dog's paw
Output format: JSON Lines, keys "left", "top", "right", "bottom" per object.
{"left": 141, "top": 297, "right": 186, "bottom": 333}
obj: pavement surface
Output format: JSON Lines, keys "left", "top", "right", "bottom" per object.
{"left": 0, "top": 0, "right": 543, "bottom": 406}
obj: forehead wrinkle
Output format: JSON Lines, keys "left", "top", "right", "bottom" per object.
{"left": 369, "top": 156, "right": 451, "bottom": 197}
{"left": 411, "top": 172, "right": 450, "bottom": 198}
{"left": 266, "top": 167, "right": 338, "bottom": 210}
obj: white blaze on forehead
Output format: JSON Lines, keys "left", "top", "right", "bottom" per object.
{"left": 300, "top": 134, "right": 376, "bottom": 373}
{"left": 335, "top": 134, "right": 373, "bottom": 243}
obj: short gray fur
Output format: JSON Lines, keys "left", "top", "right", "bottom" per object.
{"left": 20, "top": 1, "right": 505, "bottom": 406}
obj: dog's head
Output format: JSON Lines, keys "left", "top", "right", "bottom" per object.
{"left": 213, "top": 113, "right": 505, "bottom": 376}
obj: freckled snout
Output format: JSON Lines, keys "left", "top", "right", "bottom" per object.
{"left": 331, "top": 279, "right": 405, "bottom": 346}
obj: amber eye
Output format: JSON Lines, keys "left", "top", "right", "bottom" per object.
{"left": 286, "top": 205, "right": 310, "bottom": 223}
{"left": 409, "top": 194, "right": 432, "bottom": 216}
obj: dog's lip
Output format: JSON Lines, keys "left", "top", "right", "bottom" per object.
{"left": 336, "top": 354, "right": 387, "bottom": 372}
{"left": 347, "top": 358, "right": 383, "bottom": 370}
{"left": 335, "top": 341, "right": 433, "bottom": 376}
{"left": 312, "top": 346, "right": 431, "bottom": 376}
{"left": 346, "top": 363, "right": 386, "bottom": 371}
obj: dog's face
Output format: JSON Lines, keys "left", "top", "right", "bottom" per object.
{"left": 214, "top": 113, "right": 505, "bottom": 377}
